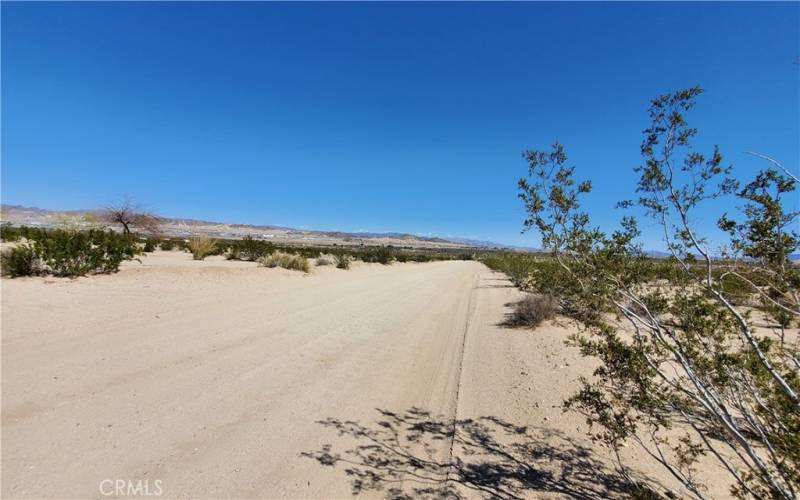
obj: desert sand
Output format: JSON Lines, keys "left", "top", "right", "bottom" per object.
{"left": 2, "top": 251, "right": 727, "bottom": 498}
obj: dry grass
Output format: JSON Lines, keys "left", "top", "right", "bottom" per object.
{"left": 188, "top": 235, "right": 217, "bottom": 261}
{"left": 259, "top": 252, "right": 309, "bottom": 272}
{"left": 504, "top": 294, "right": 557, "bottom": 328}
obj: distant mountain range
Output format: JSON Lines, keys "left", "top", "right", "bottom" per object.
{"left": 0, "top": 204, "right": 513, "bottom": 250}
{"left": 3, "top": 204, "right": 797, "bottom": 259}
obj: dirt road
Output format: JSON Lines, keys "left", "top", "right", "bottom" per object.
{"left": 2, "top": 254, "right": 486, "bottom": 498}
{"left": 2, "top": 252, "right": 728, "bottom": 499}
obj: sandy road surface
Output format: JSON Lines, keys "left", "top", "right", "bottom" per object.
{"left": 2, "top": 254, "right": 485, "bottom": 498}
{"left": 2, "top": 252, "right": 729, "bottom": 499}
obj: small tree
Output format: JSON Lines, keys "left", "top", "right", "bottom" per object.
{"left": 101, "top": 199, "right": 163, "bottom": 235}
{"left": 517, "top": 87, "right": 799, "bottom": 498}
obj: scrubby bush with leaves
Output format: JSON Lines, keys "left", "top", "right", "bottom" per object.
{"left": 1, "top": 244, "right": 40, "bottom": 277}
{"left": 516, "top": 87, "right": 799, "bottom": 498}
{"left": 188, "top": 235, "right": 217, "bottom": 261}
{"left": 482, "top": 253, "right": 541, "bottom": 288}
{"left": 159, "top": 239, "right": 176, "bottom": 251}
{"left": 227, "top": 235, "right": 275, "bottom": 261}
{"left": 142, "top": 238, "right": 159, "bottom": 252}
{"left": 1, "top": 228, "right": 141, "bottom": 277}
{"left": 0, "top": 225, "right": 23, "bottom": 242}
{"left": 358, "top": 247, "right": 395, "bottom": 264}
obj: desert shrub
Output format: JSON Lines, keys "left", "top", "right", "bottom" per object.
{"left": 395, "top": 253, "right": 409, "bottom": 263}
{"left": 517, "top": 88, "right": 800, "bottom": 498}
{"left": 1, "top": 244, "right": 40, "bottom": 277}
{"left": 188, "top": 235, "right": 217, "bottom": 261}
{"left": 0, "top": 225, "right": 23, "bottom": 242}
{"left": 316, "top": 257, "right": 332, "bottom": 266}
{"left": 503, "top": 294, "right": 557, "bottom": 328}
{"left": 1, "top": 228, "right": 141, "bottom": 277}
{"left": 481, "top": 253, "right": 538, "bottom": 288}
{"left": 410, "top": 253, "right": 432, "bottom": 263}
{"left": 334, "top": 253, "right": 352, "bottom": 269}
{"left": 37, "top": 229, "right": 140, "bottom": 276}
{"left": 159, "top": 239, "right": 175, "bottom": 251}
{"left": 259, "top": 251, "right": 309, "bottom": 272}
{"left": 142, "top": 238, "right": 159, "bottom": 252}
{"left": 227, "top": 235, "right": 274, "bottom": 261}
{"left": 359, "top": 247, "right": 394, "bottom": 264}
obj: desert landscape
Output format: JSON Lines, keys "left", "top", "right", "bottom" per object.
{"left": 2, "top": 251, "right": 736, "bottom": 498}
{"left": 3, "top": 2, "right": 797, "bottom": 499}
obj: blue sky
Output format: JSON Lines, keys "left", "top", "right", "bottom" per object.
{"left": 2, "top": 2, "right": 798, "bottom": 248}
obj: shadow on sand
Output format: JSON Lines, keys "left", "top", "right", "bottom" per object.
{"left": 302, "top": 407, "right": 661, "bottom": 499}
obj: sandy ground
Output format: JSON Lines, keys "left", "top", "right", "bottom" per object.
{"left": 2, "top": 251, "right": 728, "bottom": 499}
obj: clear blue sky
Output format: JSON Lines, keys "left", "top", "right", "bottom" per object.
{"left": 2, "top": 2, "right": 798, "bottom": 248}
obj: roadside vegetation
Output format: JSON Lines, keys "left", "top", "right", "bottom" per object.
{"left": 0, "top": 227, "right": 141, "bottom": 277}
{"left": 334, "top": 253, "right": 352, "bottom": 269}
{"left": 492, "top": 87, "right": 799, "bottom": 498}
{"left": 188, "top": 235, "right": 217, "bottom": 261}
{"left": 258, "top": 251, "right": 310, "bottom": 272}
{"left": 503, "top": 294, "right": 557, "bottom": 328}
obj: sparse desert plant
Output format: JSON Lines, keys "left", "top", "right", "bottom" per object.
{"left": 188, "top": 235, "right": 217, "bottom": 261}
{"left": 503, "top": 294, "right": 557, "bottom": 328}
{"left": 142, "top": 238, "right": 159, "bottom": 252}
{"left": 315, "top": 256, "right": 332, "bottom": 266}
{"left": 517, "top": 87, "right": 799, "bottom": 498}
{"left": 159, "top": 239, "right": 176, "bottom": 251}
{"left": 334, "top": 253, "right": 352, "bottom": 270}
{"left": 227, "top": 235, "right": 275, "bottom": 261}
{"left": 481, "top": 253, "right": 540, "bottom": 288}
{"left": 410, "top": 253, "right": 432, "bottom": 263}
{"left": 359, "top": 247, "right": 394, "bottom": 265}
{"left": 259, "top": 251, "right": 309, "bottom": 272}
{"left": 0, "top": 224, "right": 23, "bottom": 242}
{"left": 1, "top": 244, "right": 40, "bottom": 277}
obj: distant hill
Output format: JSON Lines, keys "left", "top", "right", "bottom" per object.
{"left": 0, "top": 204, "right": 512, "bottom": 250}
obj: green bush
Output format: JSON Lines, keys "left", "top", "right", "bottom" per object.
{"left": 142, "top": 239, "right": 159, "bottom": 252}
{"left": 1, "top": 244, "right": 40, "bottom": 277}
{"left": 358, "top": 247, "right": 394, "bottom": 265}
{"left": 159, "top": 239, "right": 176, "bottom": 251}
{"left": 227, "top": 235, "right": 274, "bottom": 261}
{"left": 481, "top": 253, "right": 538, "bottom": 288}
{"left": 34, "top": 229, "right": 140, "bottom": 276}
{"left": 0, "top": 225, "right": 23, "bottom": 242}
{"left": 0, "top": 228, "right": 141, "bottom": 277}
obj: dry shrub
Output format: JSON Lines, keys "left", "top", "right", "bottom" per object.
{"left": 316, "top": 257, "right": 332, "bottom": 266}
{"left": 334, "top": 253, "right": 352, "bottom": 269}
{"left": 259, "top": 251, "right": 309, "bottom": 272}
{"left": 504, "top": 294, "right": 557, "bottom": 328}
{"left": 188, "top": 235, "right": 217, "bottom": 261}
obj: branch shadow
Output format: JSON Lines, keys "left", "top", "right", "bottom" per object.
{"left": 301, "top": 407, "right": 662, "bottom": 499}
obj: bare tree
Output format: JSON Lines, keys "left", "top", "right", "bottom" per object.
{"left": 101, "top": 199, "right": 164, "bottom": 235}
